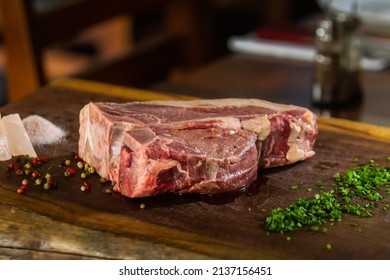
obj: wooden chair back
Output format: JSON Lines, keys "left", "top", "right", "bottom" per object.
{"left": 0, "top": 0, "right": 210, "bottom": 103}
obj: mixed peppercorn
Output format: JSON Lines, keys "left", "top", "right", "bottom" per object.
{"left": 6, "top": 152, "right": 111, "bottom": 194}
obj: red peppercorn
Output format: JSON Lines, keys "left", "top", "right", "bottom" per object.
{"left": 31, "top": 171, "right": 40, "bottom": 178}
{"left": 81, "top": 181, "right": 91, "bottom": 192}
{"left": 17, "top": 185, "right": 27, "bottom": 194}
{"left": 66, "top": 167, "right": 76, "bottom": 175}
{"left": 15, "top": 169, "right": 23, "bottom": 176}
{"left": 32, "top": 159, "right": 39, "bottom": 165}
{"left": 8, "top": 162, "right": 15, "bottom": 170}
{"left": 47, "top": 179, "right": 54, "bottom": 185}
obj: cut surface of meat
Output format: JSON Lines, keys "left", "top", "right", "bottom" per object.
{"left": 78, "top": 98, "right": 318, "bottom": 198}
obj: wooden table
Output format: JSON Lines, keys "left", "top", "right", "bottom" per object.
{"left": 0, "top": 76, "right": 389, "bottom": 260}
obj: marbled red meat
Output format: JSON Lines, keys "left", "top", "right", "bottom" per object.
{"left": 78, "top": 99, "right": 317, "bottom": 198}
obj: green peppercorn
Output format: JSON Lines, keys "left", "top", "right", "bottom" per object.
{"left": 87, "top": 166, "right": 95, "bottom": 174}
{"left": 311, "top": 225, "right": 320, "bottom": 231}
{"left": 77, "top": 161, "right": 84, "bottom": 169}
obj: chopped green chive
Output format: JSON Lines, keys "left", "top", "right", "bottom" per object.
{"left": 265, "top": 158, "right": 390, "bottom": 234}
{"left": 311, "top": 225, "right": 320, "bottom": 231}
{"left": 265, "top": 190, "right": 342, "bottom": 233}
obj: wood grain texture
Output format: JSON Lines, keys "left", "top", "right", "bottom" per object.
{"left": 318, "top": 118, "right": 390, "bottom": 142}
{"left": 50, "top": 78, "right": 197, "bottom": 101}
{"left": 0, "top": 80, "right": 389, "bottom": 260}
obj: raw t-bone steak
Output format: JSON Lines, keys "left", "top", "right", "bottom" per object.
{"left": 78, "top": 99, "right": 317, "bottom": 198}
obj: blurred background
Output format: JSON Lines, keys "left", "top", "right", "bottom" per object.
{"left": 0, "top": 0, "right": 322, "bottom": 105}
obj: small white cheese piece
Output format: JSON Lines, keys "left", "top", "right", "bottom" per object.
{"left": 2, "top": 113, "right": 37, "bottom": 158}
{"left": 0, "top": 114, "right": 12, "bottom": 160}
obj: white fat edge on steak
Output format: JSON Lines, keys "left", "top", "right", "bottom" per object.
{"left": 79, "top": 102, "right": 142, "bottom": 181}
{"left": 286, "top": 110, "right": 317, "bottom": 163}
{"left": 137, "top": 98, "right": 303, "bottom": 112}
{"left": 108, "top": 122, "right": 142, "bottom": 183}
{"left": 79, "top": 103, "right": 109, "bottom": 179}
{"left": 78, "top": 103, "right": 90, "bottom": 157}
{"left": 79, "top": 104, "right": 103, "bottom": 173}
{"left": 240, "top": 115, "right": 271, "bottom": 161}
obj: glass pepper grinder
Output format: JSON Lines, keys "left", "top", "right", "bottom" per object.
{"left": 312, "top": 2, "right": 363, "bottom": 108}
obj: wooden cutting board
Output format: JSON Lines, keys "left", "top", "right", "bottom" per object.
{"left": 0, "top": 79, "right": 389, "bottom": 260}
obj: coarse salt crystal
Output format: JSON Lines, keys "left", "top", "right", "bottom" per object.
{"left": 22, "top": 115, "right": 66, "bottom": 146}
